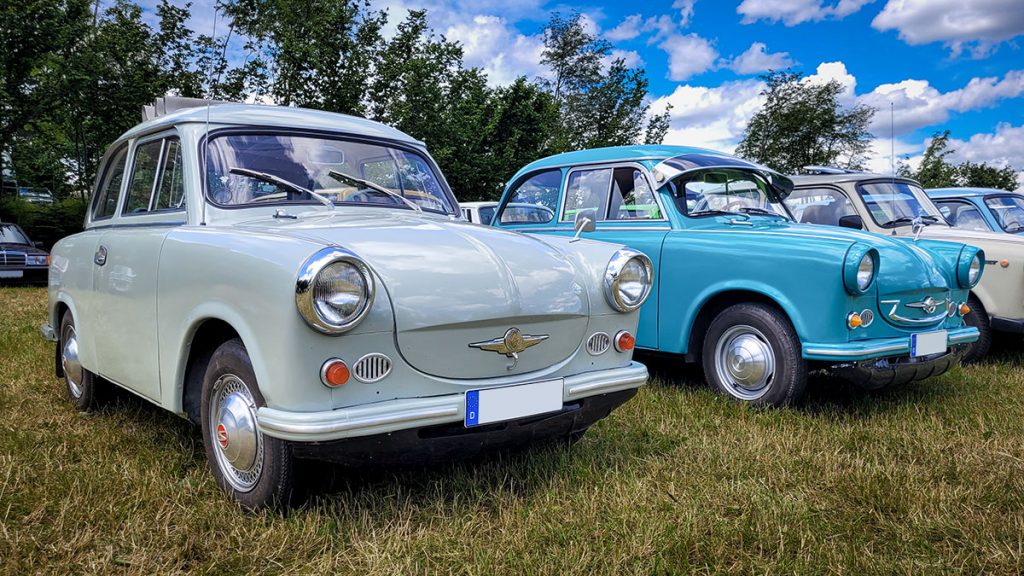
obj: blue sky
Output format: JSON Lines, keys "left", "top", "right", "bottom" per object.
{"left": 143, "top": 0, "right": 1024, "bottom": 187}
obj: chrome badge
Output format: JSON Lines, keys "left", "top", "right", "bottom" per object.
{"left": 469, "top": 328, "right": 549, "bottom": 370}
{"left": 906, "top": 296, "right": 943, "bottom": 314}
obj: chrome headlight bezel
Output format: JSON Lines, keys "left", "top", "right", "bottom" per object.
{"left": 843, "top": 244, "right": 878, "bottom": 295}
{"left": 957, "top": 248, "right": 984, "bottom": 289}
{"left": 604, "top": 249, "right": 654, "bottom": 313}
{"left": 295, "top": 247, "right": 375, "bottom": 335}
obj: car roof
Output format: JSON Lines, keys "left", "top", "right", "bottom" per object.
{"left": 514, "top": 144, "right": 722, "bottom": 174}
{"left": 926, "top": 187, "right": 1016, "bottom": 198}
{"left": 790, "top": 173, "right": 920, "bottom": 186}
{"left": 118, "top": 103, "right": 423, "bottom": 146}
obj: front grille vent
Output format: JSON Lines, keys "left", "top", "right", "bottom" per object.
{"left": 587, "top": 332, "right": 611, "bottom": 355}
{"left": 0, "top": 252, "right": 26, "bottom": 267}
{"left": 353, "top": 353, "right": 393, "bottom": 383}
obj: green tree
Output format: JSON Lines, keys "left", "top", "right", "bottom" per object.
{"left": 736, "top": 70, "right": 876, "bottom": 173}
{"left": 901, "top": 130, "right": 1018, "bottom": 190}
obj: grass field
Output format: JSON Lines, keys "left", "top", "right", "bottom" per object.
{"left": 2, "top": 286, "right": 1024, "bottom": 574}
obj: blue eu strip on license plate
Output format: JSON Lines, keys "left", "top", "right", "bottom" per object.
{"left": 465, "top": 390, "right": 480, "bottom": 427}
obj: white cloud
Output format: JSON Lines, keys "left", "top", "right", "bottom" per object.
{"left": 947, "top": 124, "right": 1024, "bottom": 190}
{"left": 859, "top": 70, "right": 1024, "bottom": 136}
{"left": 444, "top": 15, "right": 547, "bottom": 86}
{"left": 737, "top": 0, "right": 875, "bottom": 26}
{"left": 651, "top": 79, "right": 766, "bottom": 152}
{"left": 659, "top": 33, "right": 719, "bottom": 81}
{"left": 606, "top": 49, "right": 644, "bottom": 69}
{"left": 872, "top": 0, "right": 1024, "bottom": 57}
{"left": 725, "top": 42, "right": 795, "bottom": 75}
{"left": 605, "top": 14, "right": 644, "bottom": 41}
{"left": 804, "top": 61, "right": 858, "bottom": 103}
{"left": 673, "top": 0, "right": 698, "bottom": 26}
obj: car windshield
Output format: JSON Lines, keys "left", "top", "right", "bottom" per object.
{"left": 984, "top": 195, "right": 1024, "bottom": 233}
{"left": 0, "top": 224, "right": 29, "bottom": 244}
{"left": 856, "top": 181, "right": 945, "bottom": 227}
{"left": 667, "top": 168, "right": 792, "bottom": 219}
{"left": 205, "top": 134, "right": 454, "bottom": 214}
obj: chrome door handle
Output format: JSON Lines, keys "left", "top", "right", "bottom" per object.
{"left": 94, "top": 245, "right": 108, "bottom": 266}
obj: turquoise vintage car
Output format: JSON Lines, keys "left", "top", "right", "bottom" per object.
{"left": 493, "top": 145, "right": 983, "bottom": 406}
{"left": 927, "top": 188, "right": 1024, "bottom": 235}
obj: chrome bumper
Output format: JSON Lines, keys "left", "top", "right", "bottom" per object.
{"left": 257, "top": 362, "right": 648, "bottom": 442}
{"left": 802, "top": 326, "right": 978, "bottom": 362}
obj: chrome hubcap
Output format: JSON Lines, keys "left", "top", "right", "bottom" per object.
{"left": 209, "top": 374, "right": 262, "bottom": 492}
{"left": 61, "top": 324, "right": 84, "bottom": 399}
{"left": 714, "top": 325, "right": 776, "bottom": 400}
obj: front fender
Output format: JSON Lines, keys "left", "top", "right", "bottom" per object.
{"left": 679, "top": 279, "right": 809, "bottom": 353}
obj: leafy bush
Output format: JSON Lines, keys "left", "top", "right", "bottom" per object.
{"left": 0, "top": 197, "right": 87, "bottom": 250}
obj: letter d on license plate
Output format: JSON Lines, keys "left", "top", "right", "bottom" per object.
{"left": 465, "top": 379, "right": 563, "bottom": 427}
{"left": 911, "top": 330, "right": 947, "bottom": 358}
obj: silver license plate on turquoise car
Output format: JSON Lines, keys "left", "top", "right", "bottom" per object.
{"left": 911, "top": 330, "right": 947, "bottom": 358}
{"left": 465, "top": 379, "right": 563, "bottom": 427}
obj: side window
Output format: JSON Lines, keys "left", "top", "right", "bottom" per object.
{"left": 153, "top": 139, "right": 185, "bottom": 212}
{"left": 608, "top": 167, "right": 661, "bottom": 220}
{"left": 92, "top": 146, "right": 129, "bottom": 220}
{"left": 499, "top": 170, "right": 560, "bottom": 224}
{"left": 937, "top": 200, "right": 990, "bottom": 232}
{"left": 123, "top": 140, "right": 164, "bottom": 215}
{"left": 784, "top": 187, "right": 857, "bottom": 226}
{"left": 562, "top": 168, "right": 612, "bottom": 221}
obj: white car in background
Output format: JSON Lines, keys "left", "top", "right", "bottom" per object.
{"left": 461, "top": 201, "right": 553, "bottom": 225}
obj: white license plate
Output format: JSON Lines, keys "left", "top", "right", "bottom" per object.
{"left": 0, "top": 270, "right": 23, "bottom": 279}
{"left": 465, "top": 379, "right": 563, "bottom": 427}
{"left": 911, "top": 330, "right": 947, "bottom": 358}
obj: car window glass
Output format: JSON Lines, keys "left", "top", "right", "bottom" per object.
{"left": 562, "top": 168, "right": 612, "bottom": 221}
{"left": 477, "top": 205, "right": 496, "bottom": 224}
{"left": 935, "top": 200, "right": 991, "bottom": 232}
{"left": 0, "top": 224, "right": 29, "bottom": 244}
{"left": 93, "top": 146, "right": 128, "bottom": 220}
{"left": 608, "top": 167, "right": 661, "bottom": 220}
{"left": 499, "top": 170, "right": 560, "bottom": 224}
{"left": 123, "top": 140, "right": 164, "bottom": 214}
{"left": 784, "top": 187, "right": 857, "bottom": 226}
{"left": 153, "top": 139, "right": 185, "bottom": 212}
{"left": 984, "top": 196, "right": 1024, "bottom": 233}
{"left": 856, "top": 181, "right": 943, "bottom": 226}
{"left": 670, "top": 169, "right": 788, "bottom": 217}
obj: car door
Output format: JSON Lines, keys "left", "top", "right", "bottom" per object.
{"left": 499, "top": 165, "right": 668, "bottom": 350}
{"left": 92, "top": 134, "right": 185, "bottom": 401}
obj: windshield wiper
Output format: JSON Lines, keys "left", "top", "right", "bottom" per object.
{"left": 228, "top": 167, "right": 335, "bottom": 210}
{"left": 736, "top": 206, "right": 786, "bottom": 218}
{"left": 327, "top": 170, "right": 422, "bottom": 212}
{"left": 688, "top": 209, "right": 734, "bottom": 218}
{"left": 882, "top": 215, "right": 937, "bottom": 227}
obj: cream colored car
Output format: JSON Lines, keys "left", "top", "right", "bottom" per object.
{"left": 788, "top": 171, "right": 1021, "bottom": 361}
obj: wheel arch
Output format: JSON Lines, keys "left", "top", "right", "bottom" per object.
{"left": 682, "top": 286, "right": 801, "bottom": 362}
{"left": 172, "top": 312, "right": 258, "bottom": 424}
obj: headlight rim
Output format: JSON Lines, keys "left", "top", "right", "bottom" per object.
{"left": 843, "top": 244, "right": 878, "bottom": 295}
{"left": 295, "top": 247, "right": 375, "bottom": 335}
{"left": 957, "top": 248, "right": 984, "bottom": 289}
{"left": 604, "top": 249, "right": 654, "bottom": 313}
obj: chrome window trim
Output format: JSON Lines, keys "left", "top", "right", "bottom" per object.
{"left": 556, "top": 161, "right": 669, "bottom": 224}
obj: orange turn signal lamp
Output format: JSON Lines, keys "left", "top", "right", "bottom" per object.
{"left": 847, "top": 312, "right": 863, "bottom": 329}
{"left": 959, "top": 302, "right": 971, "bottom": 316}
{"left": 614, "top": 331, "right": 635, "bottom": 352}
{"left": 320, "top": 358, "right": 350, "bottom": 388}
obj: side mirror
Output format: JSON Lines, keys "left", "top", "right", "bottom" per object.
{"left": 571, "top": 209, "right": 597, "bottom": 242}
{"left": 838, "top": 214, "right": 863, "bottom": 230}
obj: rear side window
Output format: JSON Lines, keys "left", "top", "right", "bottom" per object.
{"left": 499, "top": 170, "right": 560, "bottom": 224}
{"left": 92, "top": 146, "right": 129, "bottom": 220}
{"left": 153, "top": 140, "right": 185, "bottom": 211}
{"left": 123, "top": 140, "right": 164, "bottom": 214}
{"left": 123, "top": 138, "right": 184, "bottom": 215}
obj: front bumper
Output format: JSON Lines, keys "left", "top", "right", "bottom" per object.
{"left": 0, "top": 267, "right": 47, "bottom": 284}
{"left": 801, "top": 326, "right": 978, "bottom": 362}
{"left": 257, "top": 362, "right": 648, "bottom": 442}
{"left": 830, "top": 344, "right": 968, "bottom": 390}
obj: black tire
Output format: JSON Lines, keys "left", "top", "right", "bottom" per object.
{"left": 701, "top": 303, "right": 807, "bottom": 407}
{"left": 961, "top": 294, "right": 991, "bottom": 363}
{"left": 200, "top": 338, "right": 295, "bottom": 511}
{"left": 58, "top": 312, "right": 108, "bottom": 411}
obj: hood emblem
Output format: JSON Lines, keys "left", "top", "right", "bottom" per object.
{"left": 469, "top": 328, "right": 549, "bottom": 370}
{"left": 906, "top": 296, "right": 942, "bottom": 314}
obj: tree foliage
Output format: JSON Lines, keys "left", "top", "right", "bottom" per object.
{"left": 898, "top": 131, "right": 1020, "bottom": 191}
{"left": 736, "top": 70, "right": 875, "bottom": 173}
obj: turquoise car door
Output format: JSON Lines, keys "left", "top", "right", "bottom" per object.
{"left": 498, "top": 164, "right": 668, "bottom": 350}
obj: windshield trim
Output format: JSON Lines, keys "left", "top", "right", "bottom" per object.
{"left": 199, "top": 127, "right": 458, "bottom": 216}
{"left": 853, "top": 178, "right": 948, "bottom": 229}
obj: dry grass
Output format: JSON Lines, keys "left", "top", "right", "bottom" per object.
{"left": 2, "top": 286, "right": 1024, "bottom": 574}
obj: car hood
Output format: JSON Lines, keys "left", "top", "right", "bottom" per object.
{"left": 235, "top": 210, "right": 590, "bottom": 379}
{"left": 0, "top": 242, "right": 46, "bottom": 255}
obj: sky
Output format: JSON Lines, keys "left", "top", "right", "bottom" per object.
{"left": 137, "top": 0, "right": 1024, "bottom": 188}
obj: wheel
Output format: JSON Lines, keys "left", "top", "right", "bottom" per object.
{"left": 200, "top": 338, "right": 295, "bottom": 510}
{"left": 701, "top": 303, "right": 807, "bottom": 407}
{"left": 961, "top": 294, "right": 991, "bottom": 363}
{"left": 59, "top": 312, "right": 107, "bottom": 411}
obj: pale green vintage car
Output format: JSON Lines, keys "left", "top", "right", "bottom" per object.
{"left": 41, "top": 99, "right": 652, "bottom": 509}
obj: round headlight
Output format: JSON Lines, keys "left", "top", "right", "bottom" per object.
{"left": 956, "top": 249, "right": 984, "bottom": 288}
{"left": 296, "top": 248, "right": 375, "bottom": 334}
{"left": 605, "top": 249, "right": 653, "bottom": 312}
{"left": 968, "top": 254, "right": 982, "bottom": 285}
{"left": 856, "top": 252, "right": 875, "bottom": 291}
